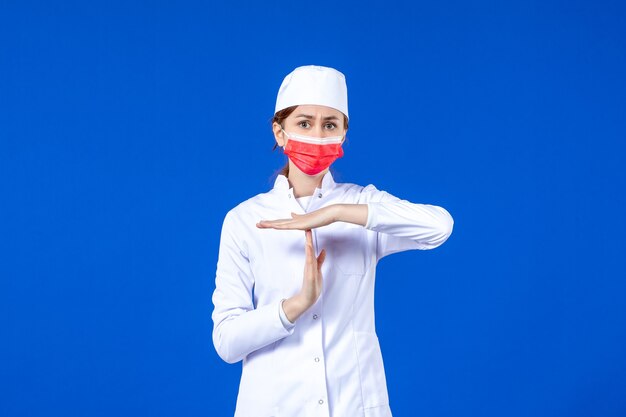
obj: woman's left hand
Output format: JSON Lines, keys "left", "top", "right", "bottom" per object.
{"left": 256, "top": 205, "right": 339, "bottom": 230}
{"left": 256, "top": 204, "right": 368, "bottom": 230}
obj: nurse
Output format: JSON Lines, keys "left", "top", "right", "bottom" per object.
{"left": 212, "top": 65, "right": 454, "bottom": 417}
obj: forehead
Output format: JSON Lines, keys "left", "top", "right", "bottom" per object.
{"left": 289, "top": 104, "right": 344, "bottom": 119}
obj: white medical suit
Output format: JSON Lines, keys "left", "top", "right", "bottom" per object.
{"left": 212, "top": 171, "right": 453, "bottom": 417}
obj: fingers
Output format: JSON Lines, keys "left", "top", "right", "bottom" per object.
{"left": 256, "top": 215, "right": 305, "bottom": 229}
{"left": 305, "top": 230, "right": 326, "bottom": 270}
{"left": 257, "top": 206, "right": 334, "bottom": 230}
{"left": 317, "top": 249, "right": 326, "bottom": 270}
{"left": 304, "top": 229, "right": 313, "bottom": 262}
{"left": 256, "top": 212, "right": 308, "bottom": 230}
{"left": 256, "top": 219, "right": 295, "bottom": 228}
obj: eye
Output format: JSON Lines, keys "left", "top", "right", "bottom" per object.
{"left": 324, "top": 122, "right": 337, "bottom": 130}
{"left": 298, "top": 120, "right": 310, "bottom": 128}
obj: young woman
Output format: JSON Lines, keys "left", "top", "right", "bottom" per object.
{"left": 212, "top": 65, "right": 454, "bottom": 417}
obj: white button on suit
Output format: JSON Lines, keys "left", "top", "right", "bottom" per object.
{"left": 211, "top": 171, "right": 453, "bottom": 417}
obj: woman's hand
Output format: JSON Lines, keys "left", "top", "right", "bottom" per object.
{"left": 256, "top": 205, "right": 337, "bottom": 230}
{"left": 261, "top": 204, "right": 368, "bottom": 323}
{"left": 282, "top": 229, "right": 326, "bottom": 322}
{"left": 256, "top": 204, "right": 368, "bottom": 230}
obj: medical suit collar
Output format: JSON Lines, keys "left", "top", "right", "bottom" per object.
{"left": 273, "top": 170, "right": 336, "bottom": 193}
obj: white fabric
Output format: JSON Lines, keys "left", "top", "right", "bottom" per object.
{"left": 279, "top": 298, "right": 295, "bottom": 329}
{"left": 275, "top": 65, "right": 349, "bottom": 119}
{"left": 282, "top": 129, "right": 344, "bottom": 145}
{"left": 211, "top": 171, "right": 453, "bottom": 417}
{"left": 295, "top": 195, "right": 312, "bottom": 211}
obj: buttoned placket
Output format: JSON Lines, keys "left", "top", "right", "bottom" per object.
{"left": 309, "top": 278, "right": 328, "bottom": 415}
{"left": 308, "top": 187, "right": 330, "bottom": 416}
{"left": 288, "top": 185, "right": 330, "bottom": 416}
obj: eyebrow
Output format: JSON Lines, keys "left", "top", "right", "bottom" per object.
{"left": 294, "top": 114, "right": 340, "bottom": 121}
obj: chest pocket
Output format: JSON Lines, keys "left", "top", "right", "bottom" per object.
{"left": 318, "top": 223, "right": 369, "bottom": 276}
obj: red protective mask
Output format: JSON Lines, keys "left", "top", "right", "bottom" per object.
{"left": 282, "top": 129, "right": 344, "bottom": 176}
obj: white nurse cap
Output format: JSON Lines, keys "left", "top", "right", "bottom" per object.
{"left": 274, "top": 65, "right": 349, "bottom": 119}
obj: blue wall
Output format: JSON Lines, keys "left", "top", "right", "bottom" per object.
{"left": 1, "top": 1, "right": 625, "bottom": 416}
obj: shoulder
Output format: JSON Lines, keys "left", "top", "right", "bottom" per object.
{"left": 334, "top": 181, "right": 398, "bottom": 204}
{"left": 221, "top": 188, "right": 277, "bottom": 226}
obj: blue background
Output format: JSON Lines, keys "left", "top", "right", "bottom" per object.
{"left": 1, "top": 1, "right": 625, "bottom": 416}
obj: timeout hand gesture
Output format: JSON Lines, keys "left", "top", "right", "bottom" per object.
{"left": 256, "top": 203, "right": 368, "bottom": 322}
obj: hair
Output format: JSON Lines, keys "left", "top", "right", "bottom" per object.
{"left": 271, "top": 106, "right": 349, "bottom": 178}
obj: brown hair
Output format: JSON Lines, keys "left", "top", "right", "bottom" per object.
{"left": 271, "top": 106, "right": 349, "bottom": 177}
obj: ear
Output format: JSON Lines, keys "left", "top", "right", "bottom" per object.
{"left": 273, "top": 122, "right": 286, "bottom": 147}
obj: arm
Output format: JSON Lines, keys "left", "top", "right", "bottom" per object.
{"left": 360, "top": 185, "right": 454, "bottom": 258}
{"left": 332, "top": 201, "right": 453, "bottom": 256}
{"left": 211, "top": 211, "right": 295, "bottom": 364}
{"left": 257, "top": 186, "right": 453, "bottom": 259}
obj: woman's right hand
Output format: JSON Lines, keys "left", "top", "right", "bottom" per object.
{"left": 282, "top": 229, "right": 326, "bottom": 323}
